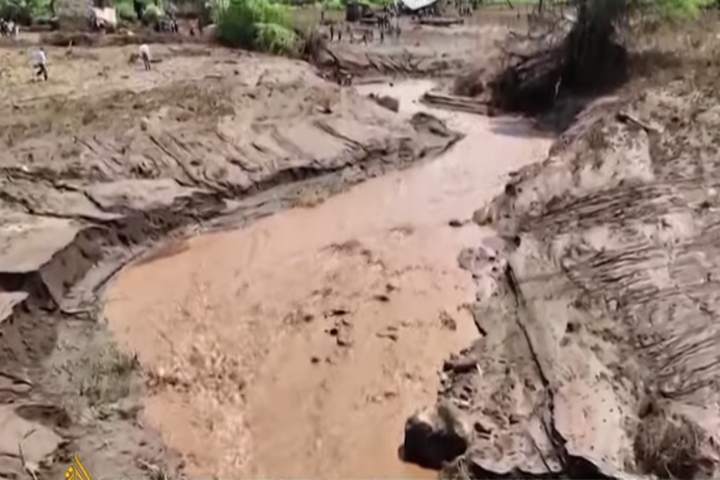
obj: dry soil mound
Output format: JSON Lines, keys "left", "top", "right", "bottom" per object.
{"left": 406, "top": 79, "right": 720, "bottom": 479}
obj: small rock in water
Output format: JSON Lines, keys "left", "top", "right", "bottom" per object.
{"left": 439, "top": 310, "right": 457, "bottom": 331}
{"left": 336, "top": 329, "right": 352, "bottom": 347}
{"left": 385, "top": 281, "right": 399, "bottom": 292}
{"left": 403, "top": 402, "right": 470, "bottom": 469}
{"left": 371, "top": 94, "right": 400, "bottom": 113}
{"left": 448, "top": 219, "right": 464, "bottom": 228}
{"left": 376, "top": 329, "right": 399, "bottom": 342}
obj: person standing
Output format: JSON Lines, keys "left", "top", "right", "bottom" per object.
{"left": 34, "top": 47, "right": 48, "bottom": 81}
{"left": 139, "top": 43, "right": 151, "bottom": 71}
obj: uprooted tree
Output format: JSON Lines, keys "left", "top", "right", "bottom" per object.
{"left": 487, "top": 0, "right": 707, "bottom": 111}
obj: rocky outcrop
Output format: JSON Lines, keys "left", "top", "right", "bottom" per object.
{"left": 404, "top": 402, "right": 471, "bottom": 469}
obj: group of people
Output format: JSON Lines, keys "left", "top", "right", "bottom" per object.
{"left": 152, "top": 15, "right": 179, "bottom": 33}
{"left": 26, "top": 40, "right": 155, "bottom": 83}
{"left": 328, "top": 16, "right": 402, "bottom": 45}
{"left": 153, "top": 15, "right": 204, "bottom": 37}
{"left": 453, "top": 0, "right": 475, "bottom": 16}
{"left": 0, "top": 18, "right": 19, "bottom": 39}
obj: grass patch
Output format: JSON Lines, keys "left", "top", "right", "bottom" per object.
{"left": 634, "top": 399, "right": 714, "bottom": 480}
{"left": 77, "top": 344, "right": 139, "bottom": 407}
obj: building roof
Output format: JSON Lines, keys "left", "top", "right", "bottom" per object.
{"left": 399, "top": 0, "right": 438, "bottom": 11}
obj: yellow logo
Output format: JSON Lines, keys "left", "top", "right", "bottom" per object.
{"left": 65, "top": 455, "right": 92, "bottom": 480}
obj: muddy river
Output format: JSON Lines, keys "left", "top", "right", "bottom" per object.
{"left": 103, "top": 81, "right": 553, "bottom": 479}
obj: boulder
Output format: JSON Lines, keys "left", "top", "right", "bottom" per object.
{"left": 368, "top": 93, "right": 400, "bottom": 113}
{"left": 403, "top": 401, "right": 471, "bottom": 469}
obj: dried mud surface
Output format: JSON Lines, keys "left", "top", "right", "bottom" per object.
{"left": 413, "top": 69, "right": 720, "bottom": 479}
{"left": 0, "top": 43, "right": 460, "bottom": 480}
{"left": 313, "top": 13, "right": 523, "bottom": 82}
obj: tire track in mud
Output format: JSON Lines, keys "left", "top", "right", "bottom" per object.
{"left": 411, "top": 84, "right": 720, "bottom": 480}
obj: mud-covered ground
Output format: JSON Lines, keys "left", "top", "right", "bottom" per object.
{"left": 313, "top": 8, "right": 524, "bottom": 81}
{"left": 407, "top": 18, "right": 720, "bottom": 480}
{"left": 4, "top": 8, "right": 720, "bottom": 480}
{"left": 98, "top": 79, "right": 552, "bottom": 479}
{"left": 0, "top": 41, "right": 462, "bottom": 480}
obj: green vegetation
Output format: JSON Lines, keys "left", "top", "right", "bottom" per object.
{"left": 115, "top": 0, "right": 137, "bottom": 20}
{"left": 321, "top": 0, "right": 343, "bottom": 10}
{"left": 0, "top": 0, "right": 51, "bottom": 24}
{"left": 652, "top": 0, "right": 709, "bottom": 16}
{"left": 214, "top": 0, "right": 298, "bottom": 53}
{"left": 142, "top": 2, "right": 163, "bottom": 21}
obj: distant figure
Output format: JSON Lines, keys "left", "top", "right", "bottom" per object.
{"left": 168, "top": 13, "right": 178, "bottom": 33}
{"left": 33, "top": 47, "right": 48, "bottom": 81}
{"left": 329, "top": 23, "right": 335, "bottom": 41}
{"left": 139, "top": 43, "right": 151, "bottom": 71}
{"left": 8, "top": 20, "right": 17, "bottom": 38}
{"left": 2, "top": 20, "right": 17, "bottom": 38}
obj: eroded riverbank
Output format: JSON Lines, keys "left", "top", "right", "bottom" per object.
{"left": 0, "top": 47, "right": 461, "bottom": 480}
{"left": 103, "top": 81, "right": 553, "bottom": 478}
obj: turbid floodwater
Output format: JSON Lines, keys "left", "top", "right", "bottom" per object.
{"left": 103, "top": 80, "right": 553, "bottom": 479}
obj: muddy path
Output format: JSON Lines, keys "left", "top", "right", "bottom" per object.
{"left": 0, "top": 45, "right": 461, "bottom": 480}
{"left": 101, "top": 80, "right": 552, "bottom": 478}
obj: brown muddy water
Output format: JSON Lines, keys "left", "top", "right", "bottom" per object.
{"left": 103, "top": 81, "right": 553, "bottom": 479}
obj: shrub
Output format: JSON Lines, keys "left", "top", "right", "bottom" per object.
{"left": 214, "top": 0, "right": 298, "bottom": 53}
{"left": 141, "top": 2, "right": 163, "bottom": 23}
{"left": 0, "top": 0, "right": 35, "bottom": 25}
{"left": 116, "top": 1, "right": 138, "bottom": 21}
{"left": 255, "top": 21, "right": 296, "bottom": 52}
{"left": 323, "top": 0, "right": 343, "bottom": 10}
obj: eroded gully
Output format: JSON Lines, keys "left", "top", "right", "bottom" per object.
{"left": 102, "top": 80, "right": 553, "bottom": 479}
